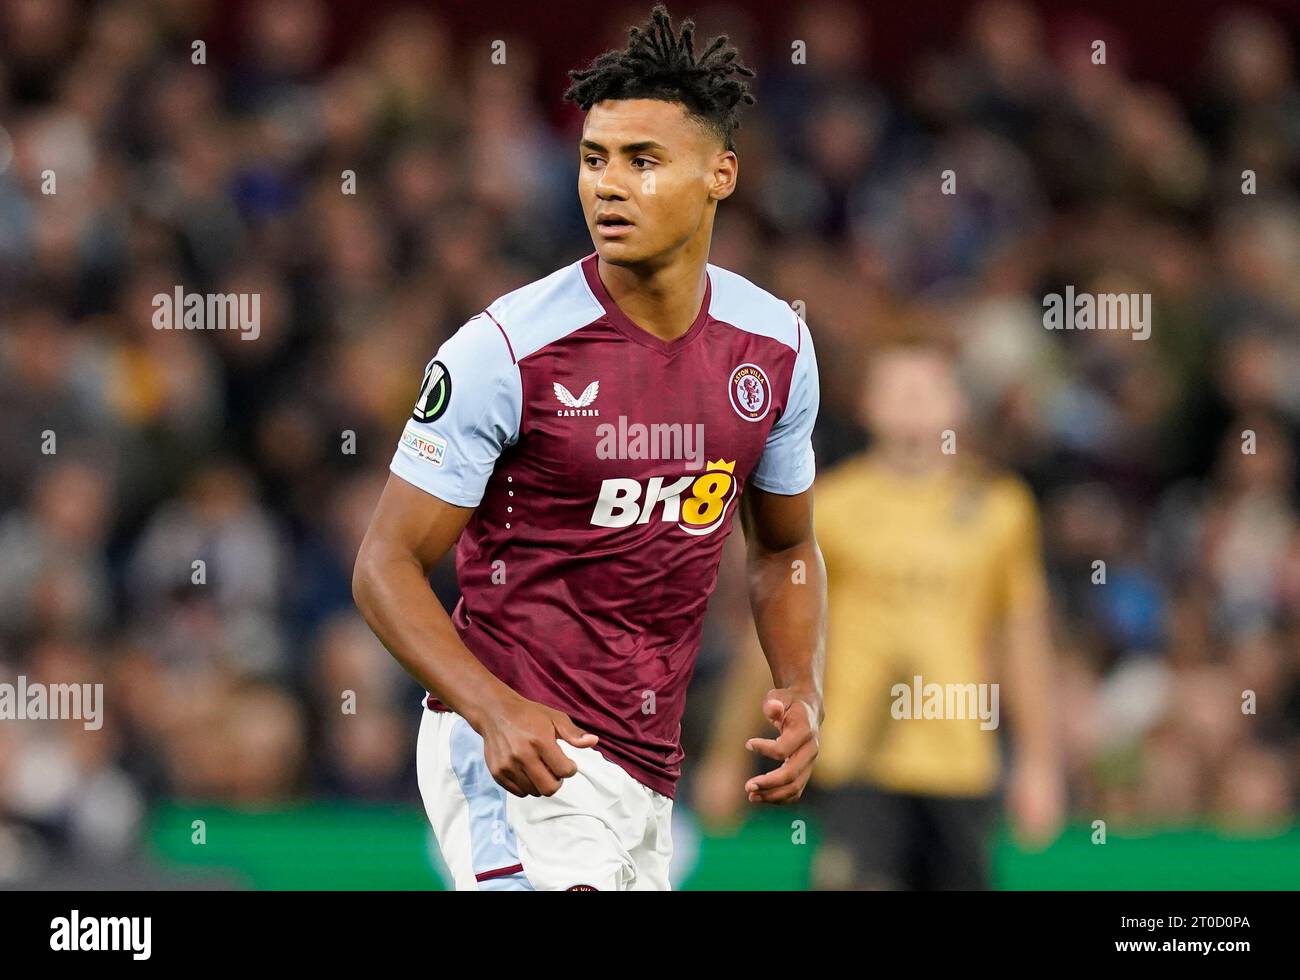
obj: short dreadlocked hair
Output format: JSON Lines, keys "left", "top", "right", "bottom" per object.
{"left": 564, "top": 5, "right": 756, "bottom": 152}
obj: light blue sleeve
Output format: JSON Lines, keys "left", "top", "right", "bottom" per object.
{"left": 389, "top": 313, "right": 522, "bottom": 508}
{"left": 750, "top": 317, "right": 819, "bottom": 495}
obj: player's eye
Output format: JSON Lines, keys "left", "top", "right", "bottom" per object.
{"left": 584, "top": 155, "right": 605, "bottom": 168}
{"left": 631, "top": 157, "right": 656, "bottom": 169}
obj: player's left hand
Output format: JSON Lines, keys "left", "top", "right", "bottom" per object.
{"left": 743, "top": 688, "right": 820, "bottom": 805}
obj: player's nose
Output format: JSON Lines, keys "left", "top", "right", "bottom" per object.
{"left": 594, "top": 168, "right": 630, "bottom": 200}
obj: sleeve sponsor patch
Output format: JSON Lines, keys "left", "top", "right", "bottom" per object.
{"left": 400, "top": 422, "right": 448, "bottom": 466}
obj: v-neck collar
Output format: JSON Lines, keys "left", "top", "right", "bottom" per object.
{"left": 581, "top": 252, "right": 712, "bottom": 356}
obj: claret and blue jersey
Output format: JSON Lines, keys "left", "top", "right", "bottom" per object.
{"left": 391, "top": 252, "right": 819, "bottom": 797}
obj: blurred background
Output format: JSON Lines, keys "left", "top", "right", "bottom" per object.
{"left": 1, "top": 0, "right": 1298, "bottom": 888}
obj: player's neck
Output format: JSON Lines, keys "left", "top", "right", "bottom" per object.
{"left": 596, "top": 249, "right": 710, "bottom": 344}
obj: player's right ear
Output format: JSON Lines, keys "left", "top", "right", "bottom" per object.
{"left": 708, "top": 149, "right": 738, "bottom": 202}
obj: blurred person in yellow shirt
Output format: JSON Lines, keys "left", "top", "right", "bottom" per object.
{"left": 696, "top": 339, "right": 1065, "bottom": 889}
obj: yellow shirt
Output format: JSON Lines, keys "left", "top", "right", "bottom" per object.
{"left": 814, "top": 454, "right": 1047, "bottom": 797}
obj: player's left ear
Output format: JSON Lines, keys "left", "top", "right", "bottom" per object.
{"left": 708, "top": 149, "right": 738, "bottom": 202}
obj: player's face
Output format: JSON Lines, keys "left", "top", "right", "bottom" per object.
{"left": 578, "top": 99, "right": 736, "bottom": 267}
{"left": 864, "top": 349, "right": 968, "bottom": 450}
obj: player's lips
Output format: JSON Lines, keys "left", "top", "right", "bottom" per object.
{"left": 595, "top": 213, "right": 635, "bottom": 238}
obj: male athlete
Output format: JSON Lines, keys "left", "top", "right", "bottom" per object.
{"left": 353, "top": 6, "right": 827, "bottom": 890}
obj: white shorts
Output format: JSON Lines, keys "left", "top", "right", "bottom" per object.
{"left": 416, "top": 707, "right": 674, "bottom": 891}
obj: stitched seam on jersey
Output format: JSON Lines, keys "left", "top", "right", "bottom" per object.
{"left": 776, "top": 327, "right": 801, "bottom": 426}
{"left": 512, "top": 314, "right": 609, "bottom": 440}
{"left": 508, "top": 356, "right": 524, "bottom": 448}
{"left": 495, "top": 261, "right": 606, "bottom": 364}
{"left": 438, "top": 353, "right": 519, "bottom": 480}
{"left": 472, "top": 311, "right": 523, "bottom": 447}
{"left": 494, "top": 264, "right": 607, "bottom": 428}
{"left": 712, "top": 316, "right": 808, "bottom": 492}
{"left": 707, "top": 314, "right": 802, "bottom": 355}
{"left": 711, "top": 316, "right": 800, "bottom": 437}
{"left": 483, "top": 308, "right": 516, "bottom": 364}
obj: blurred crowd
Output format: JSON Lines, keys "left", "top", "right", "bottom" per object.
{"left": 0, "top": 0, "right": 1298, "bottom": 882}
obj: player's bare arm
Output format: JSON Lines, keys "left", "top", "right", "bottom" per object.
{"left": 738, "top": 484, "right": 827, "bottom": 805}
{"left": 352, "top": 476, "right": 597, "bottom": 799}
{"left": 999, "top": 544, "right": 1065, "bottom": 850}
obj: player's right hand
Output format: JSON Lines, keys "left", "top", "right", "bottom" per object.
{"left": 475, "top": 694, "right": 599, "bottom": 798}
